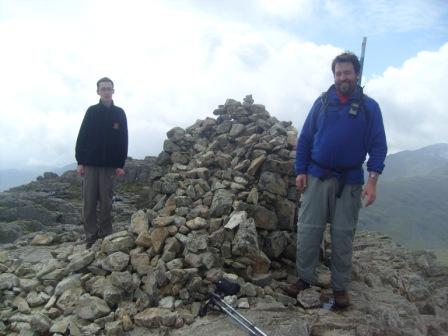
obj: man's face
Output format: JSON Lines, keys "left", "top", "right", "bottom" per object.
{"left": 334, "top": 62, "right": 358, "bottom": 96}
{"left": 97, "top": 81, "right": 114, "bottom": 103}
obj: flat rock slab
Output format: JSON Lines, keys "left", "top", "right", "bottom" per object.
{"left": 6, "top": 245, "right": 54, "bottom": 263}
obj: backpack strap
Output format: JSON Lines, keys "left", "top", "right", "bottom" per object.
{"left": 360, "top": 90, "right": 371, "bottom": 125}
{"left": 310, "top": 86, "right": 332, "bottom": 135}
{"left": 311, "top": 85, "right": 371, "bottom": 135}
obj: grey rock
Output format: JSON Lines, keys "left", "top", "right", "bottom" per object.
{"left": 56, "top": 287, "right": 83, "bottom": 314}
{"left": 159, "top": 296, "right": 175, "bottom": 310}
{"left": 247, "top": 155, "right": 267, "bottom": 176}
{"left": 130, "top": 252, "right": 151, "bottom": 275}
{"left": 66, "top": 250, "right": 95, "bottom": 273}
{"left": 229, "top": 124, "right": 245, "bottom": 138}
{"left": 101, "top": 232, "right": 135, "bottom": 254}
{"left": 275, "top": 198, "right": 296, "bottom": 231}
{"left": 19, "top": 278, "right": 40, "bottom": 292}
{"left": 163, "top": 139, "right": 181, "bottom": 153}
{"left": 238, "top": 203, "right": 278, "bottom": 231}
{"left": 258, "top": 171, "right": 287, "bottom": 196}
{"left": 130, "top": 210, "right": 149, "bottom": 235}
{"left": 400, "top": 274, "right": 431, "bottom": 302}
{"left": 30, "top": 313, "right": 52, "bottom": 334}
{"left": 232, "top": 217, "right": 259, "bottom": 258}
{"left": 76, "top": 294, "right": 111, "bottom": 320}
{"left": 54, "top": 274, "right": 82, "bottom": 296}
{"left": 210, "top": 189, "right": 234, "bottom": 217}
{"left": 186, "top": 233, "right": 208, "bottom": 253}
{"left": 49, "top": 316, "right": 72, "bottom": 334}
{"left": 135, "top": 231, "right": 152, "bottom": 248}
{"left": 0, "top": 273, "right": 19, "bottom": 290}
{"left": 105, "top": 320, "right": 124, "bottom": 336}
{"left": 167, "top": 127, "right": 186, "bottom": 143}
{"left": 151, "top": 227, "right": 169, "bottom": 254}
{"left": 296, "top": 288, "right": 321, "bottom": 309}
{"left": 275, "top": 292, "right": 297, "bottom": 306}
{"left": 110, "top": 271, "right": 134, "bottom": 292}
{"left": 263, "top": 156, "right": 294, "bottom": 175}
{"left": 224, "top": 211, "right": 247, "bottom": 230}
{"left": 102, "top": 251, "right": 130, "bottom": 272}
{"left": 166, "top": 258, "right": 184, "bottom": 270}
{"left": 36, "top": 258, "right": 61, "bottom": 278}
{"left": 31, "top": 232, "right": 57, "bottom": 245}
{"left": 26, "top": 290, "right": 50, "bottom": 307}
{"left": 186, "top": 217, "right": 209, "bottom": 230}
{"left": 263, "top": 231, "right": 288, "bottom": 259}
{"left": 134, "top": 307, "right": 179, "bottom": 328}
{"left": 13, "top": 296, "right": 31, "bottom": 313}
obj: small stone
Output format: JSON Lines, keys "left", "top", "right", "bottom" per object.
{"left": 237, "top": 298, "right": 250, "bottom": 309}
{"left": 297, "top": 288, "right": 321, "bottom": 309}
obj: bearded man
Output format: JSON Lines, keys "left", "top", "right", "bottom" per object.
{"left": 286, "top": 52, "right": 387, "bottom": 308}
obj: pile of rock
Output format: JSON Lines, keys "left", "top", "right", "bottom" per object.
{"left": 128, "top": 94, "right": 300, "bottom": 286}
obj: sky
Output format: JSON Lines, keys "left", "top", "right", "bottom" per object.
{"left": 0, "top": 0, "right": 447, "bottom": 170}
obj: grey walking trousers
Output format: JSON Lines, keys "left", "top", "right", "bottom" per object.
{"left": 82, "top": 166, "right": 115, "bottom": 242}
{"left": 296, "top": 175, "right": 362, "bottom": 290}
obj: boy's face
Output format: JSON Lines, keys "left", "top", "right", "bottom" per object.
{"left": 97, "top": 81, "right": 114, "bottom": 103}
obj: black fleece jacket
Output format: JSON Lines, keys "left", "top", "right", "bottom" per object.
{"left": 75, "top": 101, "right": 128, "bottom": 168}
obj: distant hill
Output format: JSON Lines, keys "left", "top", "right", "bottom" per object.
{"left": 359, "top": 143, "right": 448, "bottom": 257}
{"left": 381, "top": 143, "right": 448, "bottom": 181}
{"left": 0, "top": 162, "right": 77, "bottom": 191}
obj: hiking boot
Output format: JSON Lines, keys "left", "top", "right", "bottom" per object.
{"left": 284, "top": 279, "right": 311, "bottom": 297}
{"left": 333, "top": 290, "right": 350, "bottom": 308}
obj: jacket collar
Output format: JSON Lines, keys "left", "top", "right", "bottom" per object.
{"left": 327, "top": 84, "right": 363, "bottom": 103}
{"left": 99, "top": 99, "right": 114, "bottom": 108}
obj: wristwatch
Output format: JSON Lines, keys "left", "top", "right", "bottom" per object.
{"left": 368, "top": 171, "right": 379, "bottom": 181}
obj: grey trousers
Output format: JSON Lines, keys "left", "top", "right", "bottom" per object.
{"left": 82, "top": 166, "right": 115, "bottom": 242}
{"left": 296, "top": 175, "right": 362, "bottom": 290}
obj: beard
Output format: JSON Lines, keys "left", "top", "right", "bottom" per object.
{"left": 336, "top": 80, "right": 356, "bottom": 96}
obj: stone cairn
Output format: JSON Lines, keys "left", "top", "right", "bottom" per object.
{"left": 124, "top": 96, "right": 300, "bottom": 324}
{"left": 0, "top": 95, "right": 302, "bottom": 335}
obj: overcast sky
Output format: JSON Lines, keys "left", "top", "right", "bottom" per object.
{"left": 0, "top": 0, "right": 447, "bottom": 170}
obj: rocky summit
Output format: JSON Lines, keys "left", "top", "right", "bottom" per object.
{"left": 0, "top": 96, "right": 447, "bottom": 336}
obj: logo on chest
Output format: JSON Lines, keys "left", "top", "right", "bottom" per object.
{"left": 112, "top": 122, "right": 120, "bottom": 129}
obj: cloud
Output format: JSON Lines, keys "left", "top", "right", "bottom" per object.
{"left": 0, "top": 0, "right": 446, "bottom": 170}
{"left": 0, "top": 0, "right": 339, "bottom": 169}
{"left": 257, "top": 0, "right": 314, "bottom": 20}
{"left": 366, "top": 43, "right": 448, "bottom": 153}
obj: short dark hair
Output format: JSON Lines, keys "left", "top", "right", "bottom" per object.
{"left": 96, "top": 77, "right": 114, "bottom": 89}
{"left": 331, "top": 52, "right": 361, "bottom": 74}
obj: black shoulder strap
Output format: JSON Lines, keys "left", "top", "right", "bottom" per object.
{"left": 311, "top": 85, "right": 332, "bottom": 134}
{"left": 358, "top": 87, "right": 371, "bottom": 124}
{"left": 312, "top": 85, "right": 371, "bottom": 135}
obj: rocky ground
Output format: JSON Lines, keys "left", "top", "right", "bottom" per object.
{"left": 1, "top": 96, "right": 447, "bottom": 335}
{"left": 1, "top": 231, "right": 447, "bottom": 336}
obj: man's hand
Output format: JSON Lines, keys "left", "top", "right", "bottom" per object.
{"left": 362, "top": 180, "right": 377, "bottom": 207}
{"left": 77, "top": 165, "right": 85, "bottom": 176}
{"left": 115, "top": 168, "right": 125, "bottom": 177}
{"left": 296, "top": 174, "right": 308, "bottom": 192}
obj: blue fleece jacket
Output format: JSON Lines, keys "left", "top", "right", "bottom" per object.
{"left": 295, "top": 85, "right": 387, "bottom": 184}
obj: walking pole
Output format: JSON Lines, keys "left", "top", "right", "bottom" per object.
{"left": 200, "top": 292, "right": 269, "bottom": 336}
{"left": 358, "top": 36, "right": 367, "bottom": 86}
{"left": 210, "top": 293, "right": 268, "bottom": 336}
